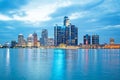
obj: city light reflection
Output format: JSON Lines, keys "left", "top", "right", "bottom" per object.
{"left": 6, "top": 48, "right": 10, "bottom": 66}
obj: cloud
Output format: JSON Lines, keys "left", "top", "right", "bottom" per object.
{"left": 0, "top": 0, "right": 29, "bottom": 13}
{"left": 6, "top": 26, "right": 15, "bottom": 30}
{"left": 0, "top": 14, "right": 12, "bottom": 21}
{"left": 0, "top": 0, "right": 120, "bottom": 44}
{"left": 86, "top": 25, "right": 120, "bottom": 32}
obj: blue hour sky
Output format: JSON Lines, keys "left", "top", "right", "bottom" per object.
{"left": 0, "top": 0, "right": 120, "bottom": 44}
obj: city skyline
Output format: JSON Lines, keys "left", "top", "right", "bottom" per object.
{"left": 0, "top": 0, "right": 120, "bottom": 44}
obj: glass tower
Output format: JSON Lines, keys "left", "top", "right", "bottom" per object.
{"left": 33, "top": 32, "right": 38, "bottom": 47}
{"left": 40, "top": 29, "right": 48, "bottom": 46}
{"left": 92, "top": 35, "right": 99, "bottom": 45}
{"left": 84, "top": 34, "right": 91, "bottom": 45}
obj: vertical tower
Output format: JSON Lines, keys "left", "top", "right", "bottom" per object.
{"left": 70, "top": 25, "right": 78, "bottom": 46}
{"left": 92, "top": 35, "right": 99, "bottom": 45}
{"left": 84, "top": 34, "right": 91, "bottom": 45}
{"left": 64, "top": 16, "right": 70, "bottom": 27}
{"left": 27, "top": 34, "right": 33, "bottom": 47}
{"left": 41, "top": 29, "right": 48, "bottom": 46}
{"left": 54, "top": 25, "right": 65, "bottom": 46}
{"left": 33, "top": 32, "right": 38, "bottom": 47}
{"left": 65, "top": 25, "right": 78, "bottom": 46}
{"left": 18, "top": 34, "right": 24, "bottom": 47}
{"left": 54, "top": 16, "right": 78, "bottom": 46}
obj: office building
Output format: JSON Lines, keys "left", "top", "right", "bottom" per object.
{"left": 66, "top": 25, "right": 78, "bottom": 46}
{"left": 54, "top": 16, "right": 78, "bottom": 46}
{"left": 11, "top": 40, "right": 17, "bottom": 48}
{"left": 47, "top": 38, "right": 54, "bottom": 46}
{"left": 92, "top": 35, "right": 99, "bottom": 45}
{"left": 33, "top": 32, "right": 38, "bottom": 47}
{"left": 64, "top": 16, "right": 70, "bottom": 27}
{"left": 54, "top": 25, "right": 66, "bottom": 46}
{"left": 83, "top": 34, "right": 91, "bottom": 45}
{"left": 40, "top": 29, "right": 48, "bottom": 46}
{"left": 18, "top": 34, "right": 26, "bottom": 47}
{"left": 27, "top": 34, "right": 33, "bottom": 47}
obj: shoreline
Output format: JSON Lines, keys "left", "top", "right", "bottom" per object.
{"left": 0, "top": 47, "right": 120, "bottom": 49}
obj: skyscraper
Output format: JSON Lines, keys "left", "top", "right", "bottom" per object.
{"left": 33, "top": 32, "right": 38, "bottom": 47}
{"left": 54, "top": 16, "right": 78, "bottom": 46}
{"left": 40, "top": 29, "right": 48, "bottom": 46}
{"left": 27, "top": 34, "right": 33, "bottom": 47}
{"left": 11, "top": 40, "right": 17, "bottom": 48}
{"left": 54, "top": 25, "right": 66, "bottom": 46}
{"left": 65, "top": 25, "right": 78, "bottom": 46}
{"left": 47, "top": 38, "right": 54, "bottom": 46}
{"left": 70, "top": 25, "right": 78, "bottom": 46}
{"left": 18, "top": 34, "right": 25, "bottom": 47}
{"left": 92, "top": 35, "right": 99, "bottom": 45}
{"left": 84, "top": 34, "right": 91, "bottom": 45}
{"left": 64, "top": 16, "right": 70, "bottom": 27}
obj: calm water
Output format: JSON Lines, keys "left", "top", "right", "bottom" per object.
{"left": 0, "top": 48, "right": 120, "bottom": 80}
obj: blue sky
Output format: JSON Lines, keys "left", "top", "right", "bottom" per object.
{"left": 0, "top": 0, "right": 120, "bottom": 44}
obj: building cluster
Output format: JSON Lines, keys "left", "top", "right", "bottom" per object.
{"left": 54, "top": 16, "right": 78, "bottom": 47}
{"left": 9, "top": 29, "right": 54, "bottom": 48}
{"left": 81, "top": 34, "right": 100, "bottom": 48}
{"left": 19, "top": 30, "right": 53, "bottom": 48}
{"left": 0, "top": 16, "right": 120, "bottom": 49}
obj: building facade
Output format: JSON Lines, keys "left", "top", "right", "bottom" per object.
{"left": 33, "top": 32, "right": 38, "bottom": 47}
{"left": 54, "top": 16, "right": 78, "bottom": 46}
{"left": 84, "top": 34, "right": 91, "bottom": 45}
{"left": 11, "top": 40, "right": 17, "bottom": 48}
{"left": 65, "top": 25, "right": 78, "bottom": 46}
{"left": 27, "top": 34, "right": 33, "bottom": 47}
{"left": 54, "top": 25, "right": 66, "bottom": 46}
{"left": 64, "top": 16, "right": 70, "bottom": 27}
{"left": 18, "top": 34, "right": 26, "bottom": 47}
{"left": 40, "top": 29, "right": 48, "bottom": 46}
{"left": 92, "top": 35, "right": 99, "bottom": 45}
{"left": 47, "top": 38, "right": 54, "bottom": 46}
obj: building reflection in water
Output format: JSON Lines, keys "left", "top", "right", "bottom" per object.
{"left": 52, "top": 49, "right": 66, "bottom": 80}
{"left": 18, "top": 48, "right": 24, "bottom": 62}
{"left": 6, "top": 48, "right": 10, "bottom": 75}
{"left": 6, "top": 48, "right": 10, "bottom": 66}
{"left": 101, "top": 49, "right": 120, "bottom": 66}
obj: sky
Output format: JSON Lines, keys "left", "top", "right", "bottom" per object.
{"left": 0, "top": 0, "right": 120, "bottom": 44}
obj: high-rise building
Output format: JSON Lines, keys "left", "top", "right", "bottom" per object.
{"left": 33, "top": 32, "right": 38, "bottom": 47}
{"left": 47, "top": 38, "right": 54, "bottom": 46}
{"left": 27, "top": 34, "right": 33, "bottom": 47}
{"left": 54, "top": 25, "right": 66, "bottom": 46}
{"left": 64, "top": 16, "right": 70, "bottom": 27}
{"left": 18, "top": 34, "right": 25, "bottom": 47}
{"left": 54, "top": 16, "right": 78, "bottom": 46}
{"left": 11, "top": 40, "right": 17, "bottom": 48}
{"left": 92, "top": 35, "right": 99, "bottom": 45}
{"left": 40, "top": 29, "right": 48, "bottom": 46}
{"left": 110, "top": 38, "right": 114, "bottom": 44}
{"left": 65, "top": 25, "right": 78, "bottom": 46}
{"left": 84, "top": 34, "right": 91, "bottom": 45}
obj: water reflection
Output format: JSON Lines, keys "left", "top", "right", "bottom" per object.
{"left": 52, "top": 49, "right": 66, "bottom": 80}
{"left": 0, "top": 49, "right": 120, "bottom": 80}
{"left": 6, "top": 48, "right": 10, "bottom": 66}
{"left": 5, "top": 48, "right": 10, "bottom": 76}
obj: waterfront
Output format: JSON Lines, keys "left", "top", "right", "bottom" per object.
{"left": 0, "top": 48, "right": 120, "bottom": 80}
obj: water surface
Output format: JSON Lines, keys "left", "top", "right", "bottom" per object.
{"left": 0, "top": 48, "right": 120, "bottom": 80}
